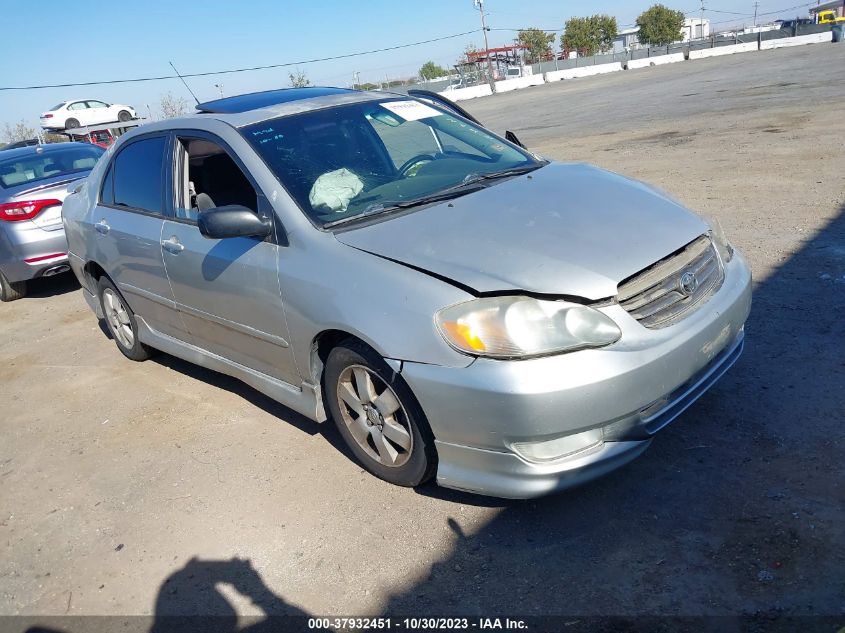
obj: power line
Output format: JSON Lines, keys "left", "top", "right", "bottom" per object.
{"left": 0, "top": 29, "right": 481, "bottom": 91}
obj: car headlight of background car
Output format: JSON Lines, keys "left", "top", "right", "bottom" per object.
{"left": 435, "top": 296, "right": 621, "bottom": 359}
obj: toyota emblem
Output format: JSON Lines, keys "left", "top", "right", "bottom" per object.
{"left": 679, "top": 271, "right": 698, "bottom": 296}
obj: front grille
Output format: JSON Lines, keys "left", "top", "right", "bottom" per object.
{"left": 617, "top": 235, "right": 724, "bottom": 329}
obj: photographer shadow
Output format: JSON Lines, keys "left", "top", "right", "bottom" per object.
{"left": 148, "top": 557, "right": 308, "bottom": 633}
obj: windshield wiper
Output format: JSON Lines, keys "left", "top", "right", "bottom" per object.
{"left": 322, "top": 185, "right": 487, "bottom": 228}
{"left": 322, "top": 201, "right": 405, "bottom": 228}
{"left": 460, "top": 163, "right": 546, "bottom": 187}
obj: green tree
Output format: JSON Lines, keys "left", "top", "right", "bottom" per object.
{"left": 562, "top": 15, "right": 618, "bottom": 57}
{"left": 288, "top": 69, "right": 311, "bottom": 88}
{"left": 517, "top": 28, "right": 555, "bottom": 63}
{"left": 636, "top": 4, "right": 685, "bottom": 46}
{"left": 419, "top": 61, "right": 449, "bottom": 81}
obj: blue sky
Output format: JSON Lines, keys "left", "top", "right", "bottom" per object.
{"left": 0, "top": 0, "right": 786, "bottom": 132}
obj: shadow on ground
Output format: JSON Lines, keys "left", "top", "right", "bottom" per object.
{"left": 20, "top": 206, "right": 844, "bottom": 633}
{"left": 20, "top": 272, "right": 80, "bottom": 300}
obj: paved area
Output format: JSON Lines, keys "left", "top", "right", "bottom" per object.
{"left": 2, "top": 44, "right": 844, "bottom": 626}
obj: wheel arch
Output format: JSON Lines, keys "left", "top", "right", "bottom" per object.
{"left": 309, "top": 328, "right": 404, "bottom": 419}
{"left": 83, "top": 260, "right": 109, "bottom": 291}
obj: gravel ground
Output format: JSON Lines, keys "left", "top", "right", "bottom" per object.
{"left": 1, "top": 44, "right": 843, "bottom": 630}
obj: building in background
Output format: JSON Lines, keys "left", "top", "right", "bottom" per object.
{"left": 809, "top": 0, "right": 844, "bottom": 21}
{"left": 681, "top": 18, "right": 710, "bottom": 41}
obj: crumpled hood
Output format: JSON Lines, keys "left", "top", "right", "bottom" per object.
{"left": 334, "top": 163, "right": 709, "bottom": 300}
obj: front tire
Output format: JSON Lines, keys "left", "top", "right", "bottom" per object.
{"left": 324, "top": 340, "right": 437, "bottom": 487}
{"left": 118, "top": 110, "right": 132, "bottom": 122}
{"left": 98, "top": 277, "right": 151, "bottom": 361}
{"left": 0, "top": 271, "right": 26, "bottom": 302}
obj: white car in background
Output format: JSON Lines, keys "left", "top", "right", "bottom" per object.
{"left": 40, "top": 100, "right": 137, "bottom": 130}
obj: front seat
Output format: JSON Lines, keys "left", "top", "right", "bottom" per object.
{"left": 198, "top": 154, "right": 256, "bottom": 210}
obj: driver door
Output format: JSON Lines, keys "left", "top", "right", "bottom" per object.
{"left": 85, "top": 100, "right": 110, "bottom": 125}
{"left": 160, "top": 131, "right": 299, "bottom": 386}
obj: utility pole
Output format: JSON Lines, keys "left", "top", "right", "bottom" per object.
{"left": 474, "top": 0, "right": 496, "bottom": 92}
{"left": 700, "top": 0, "right": 705, "bottom": 40}
{"left": 753, "top": 1, "right": 760, "bottom": 27}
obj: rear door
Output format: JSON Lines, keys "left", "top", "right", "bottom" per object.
{"left": 94, "top": 134, "right": 186, "bottom": 339}
{"left": 66, "top": 101, "right": 91, "bottom": 126}
{"left": 159, "top": 131, "right": 299, "bottom": 386}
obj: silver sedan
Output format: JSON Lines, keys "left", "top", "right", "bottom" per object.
{"left": 1, "top": 142, "right": 104, "bottom": 301}
{"left": 62, "top": 88, "right": 752, "bottom": 498}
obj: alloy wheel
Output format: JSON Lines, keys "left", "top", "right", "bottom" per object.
{"left": 336, "top": 365, "right": 413, "bottom": 467}
{"left": 103, "top": 287, "right": 134, "bottom": 348}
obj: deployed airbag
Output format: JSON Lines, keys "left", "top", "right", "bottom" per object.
{"left": 308, "top": 168, "right": 364, "bottom": 213}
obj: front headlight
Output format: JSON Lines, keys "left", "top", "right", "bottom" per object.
{"left": 708, "top": 220, "right": 734, "bottom": 263}
{"left": 435, "top": 296, "right": 621, "bottom": 359}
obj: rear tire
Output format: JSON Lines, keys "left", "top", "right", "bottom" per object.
{"left": 97, "top": 276, "right": 152, "bottom": 361}
{"left": 0, "top": 271, "right": 26, "bottom": 302}
{"left": 118, "top": 110, "right": 132, "bottom": 122}
{"left": 65, "top": 118, "right": 79, "bottom": 129}
{"left": 324, "top": 339, "right": 437, "bottom": 487}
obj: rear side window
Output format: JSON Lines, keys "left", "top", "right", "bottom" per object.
{"left": 0, "top": 144, "right": 104, "bottom": 189}
{"left": 112, "top": 137, "right": 166, "bottom": 213}
{"left": 100, "top": 164, "right": 114, "bottom": 205}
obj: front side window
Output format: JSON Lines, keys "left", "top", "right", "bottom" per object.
{"left": 173, "top": 137, "right": 258, "bottom": 222}
{"left": 111, "top": 136, "right": 166, "bottom": 213}
{"left": 0, "top": 145, "right": 104, "bottom": 189}
{"left": 242, "top": 99, "right": 540, "bottom": 226}
{"left": 86, "top": 101, "right": 107, "bottom": 108}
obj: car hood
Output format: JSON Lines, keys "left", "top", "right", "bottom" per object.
{"left": 333, "top": 163, "right": 709, "bottom": 300}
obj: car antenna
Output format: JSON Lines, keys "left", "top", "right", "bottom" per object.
{"left": 168, "top": 61, "right": 200, "bottom": 105}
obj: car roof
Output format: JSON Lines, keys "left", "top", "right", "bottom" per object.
{"left": 0, "top": 142, "right": 100, "bottom": 160}
{"left": 134, "top": 87, "right": 393, "bottom": 132}
{"left": 196, "top": 87, "right": 359, "bottom": 113}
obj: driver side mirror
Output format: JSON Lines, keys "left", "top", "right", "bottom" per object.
{"left": 198, "top": 205, "right": 272, "bottom": 240}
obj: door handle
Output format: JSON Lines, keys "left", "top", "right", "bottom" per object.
{"left": 161, "top": 237, "right": 184, "bottom": 254}
{"left": 94, "top": 219, "right": 110, "bottom": 235}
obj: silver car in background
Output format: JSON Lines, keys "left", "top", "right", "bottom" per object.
{"left": 62, "top": 88, "right": 752, "bottom": 498}
{"left": 1, "top": 143, "right": 104, "bottom": 301}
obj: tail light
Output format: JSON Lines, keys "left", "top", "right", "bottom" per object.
{"left": 43, "top": 113, "right": 53, "bottom": 118}
{"left": 0, "top": 199, "right": 62, "bottom": 222}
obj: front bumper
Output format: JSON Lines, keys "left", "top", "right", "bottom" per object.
{"left": 400, "top": 252, "right": 752, "bottom": 498}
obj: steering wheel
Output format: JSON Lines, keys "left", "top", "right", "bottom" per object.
{"left": 398, "top": 153, "right": 437, "bottom": 177}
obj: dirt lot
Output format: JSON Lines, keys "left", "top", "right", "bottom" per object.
{"left": 2, "top": 44, "right": 844, "bottom": 628}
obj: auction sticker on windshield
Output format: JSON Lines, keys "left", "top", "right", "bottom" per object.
{"left": 380, "top": 100, "right": 442, "bottom": 121}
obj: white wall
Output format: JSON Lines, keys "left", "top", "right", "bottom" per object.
{"left": 688, "top": 42, "right": 758, "bottom": 59}
{"left": 760, "top": 32, "right": 832, "bottom": 49}
{"left": 545, "top": 63, "right": 624, "bottom": 82}
{"left": 438, "top": 84, "right": 493, "bottom": 101}
{"left": 626, "top": 53, "right": 686, "bottom": 70}
{"left": 494, "top": 75, "right": 546, "bottom": 93}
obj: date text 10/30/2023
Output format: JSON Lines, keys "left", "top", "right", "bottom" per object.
{"left": 308, "top": 617, "right": 528, "bottom": 630}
